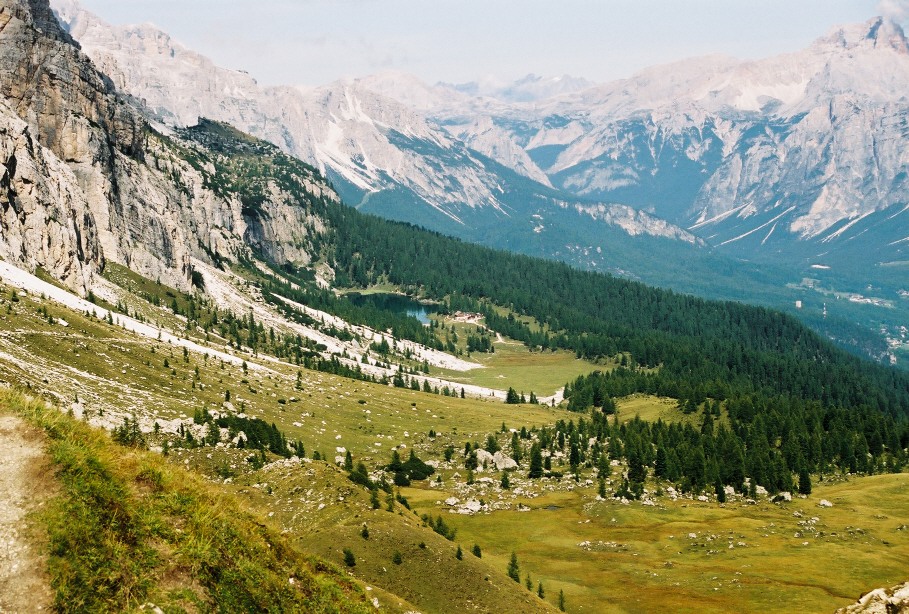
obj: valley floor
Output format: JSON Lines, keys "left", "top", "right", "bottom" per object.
{"left": 402, "top": 473, "right": 909, "bottom": 613}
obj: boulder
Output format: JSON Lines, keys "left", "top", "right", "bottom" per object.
{"left": 836, "top": 581, "right": 909, "bottom": 613}
{"left": 492, "top": 451, "right": 518, "bottom": 471}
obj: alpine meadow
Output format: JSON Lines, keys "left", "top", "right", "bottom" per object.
{"left": 0, "top": 1, "right": 907, "bottom": 612}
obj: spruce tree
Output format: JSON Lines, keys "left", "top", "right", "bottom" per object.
{"left": 655, "top": 447, "right": 668, "bottom": 478}
{"left": 798, "top": 468, "right": 812, "bottom": 495}
{"left": 343, "top": 548, "right": 356, "bottom": 567}
{"left": 511, "top": 431, "right": 523, "bottom": 463}
{"left": 507, "top": 552, "right": 520, "bottom": 582}
{"left": 528, "top": 442, "right": 544, "bottom": 478}
{"left": 715, "top": 480, "right": 726, "bottom": 503}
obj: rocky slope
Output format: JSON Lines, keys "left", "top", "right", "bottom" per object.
{"left": 0, "top": 0, "right": 334, "bottom": 295}
{"left": 49, "top": 0, "right": 702, "bottom": 261}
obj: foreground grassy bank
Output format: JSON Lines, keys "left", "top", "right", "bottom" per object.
{"left": 2, "top": 389, "right": 372, "bottom": 613}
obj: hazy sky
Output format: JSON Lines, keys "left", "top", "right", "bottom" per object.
{"left": 73, "top": 1, "right": 894, "bottom": 87}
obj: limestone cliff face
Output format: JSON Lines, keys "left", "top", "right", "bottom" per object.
{"left": 0, "top": 103, "right": 98, "bottom": 290}
{"left": 0, "top": 0, "right": 333, "bottom": 294}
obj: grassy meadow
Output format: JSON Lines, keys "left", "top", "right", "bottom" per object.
{"left": 0, "top": 276, "right": 906, "bottom": 613}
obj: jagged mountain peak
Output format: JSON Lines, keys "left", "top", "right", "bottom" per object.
{"left": 820, "top": 16, "right": 909, "bottom": 55}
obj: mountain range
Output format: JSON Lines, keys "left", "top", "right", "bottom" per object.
{"left": 53, "top": 0, "right": 909, "bottom": 270}
{"left": 45, "top": 0, "right": 909, "bottom": 368}
{"left": 0, "top": 2, "right": 908, "bottom": 611}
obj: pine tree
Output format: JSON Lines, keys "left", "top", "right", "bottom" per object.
{"left": 370, "top": 489, "right": 380, "bottom": 509}
{"left": 343, "top": 548, "right": 356, "bottom": 567}
{"left": 501, "top": 472, "right": 510, "bottom": 489}
{"left": 798, "top": 468, "right": 812, "bottom": 495}
{"left": 511, "top": 431, "right": 523, "bottom": 463}
{"left": 507, "top": 552, "right": 520, "bottom": 582}
{"left": 559, "top": 589, "right": 566, "bottom": 611}
{"left": 537, "top": 581, "right": 545, "bottom": 599}
{"left": 472, "top": 544, "right": 482, "bottom": 558}
{"left": 655, "top": 446, "right": 668, "bottom": 478}
{"left": 715, "top": 480, "right": 726, "bottom": 503}
{"left": 528, "top": 442, "right": 544, "bottom": 478}
{"left": 456, "top": 545, "right": 463, "bottom": 560}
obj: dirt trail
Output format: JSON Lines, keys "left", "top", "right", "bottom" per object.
{"left": 0, "top": 415, "right": 54, "bottom": 613}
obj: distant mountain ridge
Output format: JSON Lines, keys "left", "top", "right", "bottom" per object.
{"left": 44, "top": 0, "right": 909, "bottom": 365}
{"left": 50, "top": 1, "right": 909, "bottom": 275}
{"left": 49, "top": 0, "right": 705, "bottom": 272}
{"left": 435, "top": 18, "right": 909, "bottom": 270}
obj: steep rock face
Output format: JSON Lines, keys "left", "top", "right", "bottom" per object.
{"left": 52, "top": 4, "right": 522, "bottom": 215}
{"left": 0, "top": 0, "right": 333, "bottom": 294}
{"left": 0, "top": 103, "right": 98, "bottom": 290}
{"left": 0, "top": 0, "right": 185, "bottom": 291}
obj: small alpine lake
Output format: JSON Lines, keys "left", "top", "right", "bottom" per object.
{"left": 345, "top": 292, "right": 439, "bottom": 325}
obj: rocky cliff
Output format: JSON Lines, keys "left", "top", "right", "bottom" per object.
{"left": 0, "top": 0, "right": 334, "bottom": 294}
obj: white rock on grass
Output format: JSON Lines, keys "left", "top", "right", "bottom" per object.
{"left": 492, "top": 451, "right": 518, "bottom": 471}
{"left": 819, "top": 499, "right": 833, "bottom": 507}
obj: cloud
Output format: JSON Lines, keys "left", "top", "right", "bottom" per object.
{"left": 879, "top": 0, "right": 909, "bottom": 22}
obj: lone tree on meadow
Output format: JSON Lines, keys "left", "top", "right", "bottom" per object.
{"left": 343, "top": 548, "right": 356, "bottom": 567}
{"left": 507, "top": 552, "right": 520, "bottom": 582}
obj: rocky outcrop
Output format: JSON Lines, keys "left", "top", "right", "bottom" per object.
{"left": 0, "top": 0, "right": 332, "bottom": 294}
{"left": 0, "top": 103, "right": 97, "bottom": 290}
{"left": 836, "top": 581, "right": 909, "bottom": 613}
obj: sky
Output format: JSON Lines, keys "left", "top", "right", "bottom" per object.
{"left": 73, "top": 1, "right": 896, "bottom": 88}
